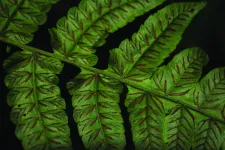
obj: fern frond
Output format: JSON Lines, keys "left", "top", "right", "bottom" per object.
{"left": 191, "top": 67, "right": 225, "bottom": 110}
{"left": 2, "top": 0, "right": 225, "bottom": 149}
{"left": 4, "top": 50, "right": 72, "bottom": 150}
{"left": 0, "top": 0, "right": 58, "bottom": 44}
{"left": 125, "top": 48, "right": 225, "bottom": 149}
{"left": 149, "top": 47, "right": 208, "bottom": 95}
{"left": 107, "top": 2, "right": 206, "bottom": 80}
{"left": 67, "top": 70, "right": 125, "bottom": 150}
{"left": 49, "top": 0, "right": 165, "bottom": 66}
{"left": 96, "top": 2, "right": 225, "bottom": 149}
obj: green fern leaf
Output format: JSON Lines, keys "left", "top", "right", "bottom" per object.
{"left": 49, "top": 0, "right": 165, "bottom": 66}
{"left": 67, "top": 70, "right": 125, "bottom": 149}
{"left": 149, "top": 47, "right": 208, "bottom": 95}
{"left": 4, "top": 50, "right": 72, "bottom": 150}
{"left": 191, "top": 67, "right": 225, "bottom": 110}
{"left": 0, "top": 0, "right": 58, "bottom": 44}
{"left": 99, "top": 2, "right": 225, "bottom": 149}
{"left": 2, "top": 0, "right": 225, "bottom": 149}
{"left": 125, "top": 90, "right": 225, "bottom": 149}
{"left": 125, "top": 47, "right": 225, "bottom": 149}
{"left": 107, "top": 2, "right": 206, "bottom": 80}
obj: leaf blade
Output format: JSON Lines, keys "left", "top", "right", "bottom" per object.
{"left": 0, "top": 0, "right": 58, "bottom": 44}
{"left": 125, "top": 85, "right": 225, "bottom": 150}
{"left": 50, "top": 0, "right": 165, "bottom": 66}
{"left": 107, "top": 2, "right": 207, "bottom": 79}
{"left": 67, "top": 70, "right": 125, "bottom": 149}
{"left": 4, "top": 51, "right": 72, "bottom": 150}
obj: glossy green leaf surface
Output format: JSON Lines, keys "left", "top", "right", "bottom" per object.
{"left": 4, "top": 51, "right": 72, "bottom": 150}
{"left": 107, "top": 2, "right": 206, "bottom": 81}
{"left": 49, "top": 0, "right": 165, "bottom": 66}
{"left": 67, "top": 70, "right": 125, "bottom": 149}
{"left": 0, "top": 0, "right": 58, "bottom": 44}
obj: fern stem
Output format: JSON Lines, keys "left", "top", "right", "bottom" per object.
{"left": 0, "top": 37, "right": 54, "bottom": 57}
{"left": 1, "top": 37, "right": 224, "bottom": 124}
{"left": 0, "top": 37, "right": 120, "bottom": 78}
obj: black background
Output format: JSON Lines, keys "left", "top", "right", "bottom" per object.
{"left": 1, "top": 0, "right": 225, "bottom": 149}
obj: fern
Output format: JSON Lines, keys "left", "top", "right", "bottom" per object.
{"left": 4, "top": 51, "right": 72, "bottom": 149}
{"left": 1, "top": 0, "right": 225, "bottom": 150}
{"left": 0, "top": 0, "right": 58, "bottom": 44}
{"left": 67, "top": 71, "right": 125, "bottom": 149}
{"left": 49, "top": 0, "right": 165, "bottom": 66}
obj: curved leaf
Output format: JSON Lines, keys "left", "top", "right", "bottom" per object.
{"left": 67, "top": 70, "right": 125, "bottom": 149}
{"left": 107, "top": 2, "right": 206, "bottom": 81}
{"left": 4, "top": 51, "right": 72, "bottom": 150}
{"left": 49, "top": 0, "right": 165, "bottom": 66}
{"left": 0, "top": 0, "right": 58, "bottom": 44}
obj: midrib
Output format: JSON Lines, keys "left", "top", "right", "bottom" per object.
{"left": 68, "top": 1, "right": 130, "bottom": 54}
{"left": 0, "top": 0, "right": 25, "bottom": 36}
{"left": 31, "top": 52, "right": 49, "bottom": 147}
{"left": 67, "top": 0, "right": 158, "bottom": 54}
{"left": 123, "top": 6, "right": 193, "bottom": 77}
{"left": 0, "top": 36, "right": 224, "bottom": 125}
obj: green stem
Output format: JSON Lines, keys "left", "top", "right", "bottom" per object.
{"left": 0, "top": 37, "right": 114, "bottom": 75}
{"left": 1, "top": 37, "right": 224, "bottom": 124}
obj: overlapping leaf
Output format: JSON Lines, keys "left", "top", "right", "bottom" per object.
{"left": 148, "top": 48, "right": 225, "bottom": 121}
{"left": 0, "top": 0, "right": 58, "bottom": 44}
{"left": 107, "top": 2, "right": 206, "bottom": 82}
{"left": 102, "top": 3, "right": 225, "bottom": 148}
{"left": 49, "top": 0, "right": 165, "bottom": 66}
{"left": 125, "top": 48, "right": 225, "bottom": 149}
{"left": 2, "top": 0, "right": 225, "bottom": 149}
{"left": 125, "top": 89, "right": 225, "bottom": 149}
{"left": 4, "top": 50, "right": 72, "bottom": 150}
{"left": 67, "top": 70, "right": 125, "bottom": 149}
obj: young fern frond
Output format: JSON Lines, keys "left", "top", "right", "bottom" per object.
{"left": 1, "top": 0, "right": 225, "bottom": 150}
{"left": 0, "top": 0, "right": 58, "bottom": 44}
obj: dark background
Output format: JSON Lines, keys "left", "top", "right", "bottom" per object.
{"left": 1, "top": 0, "right": 225, "bottom": 149}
